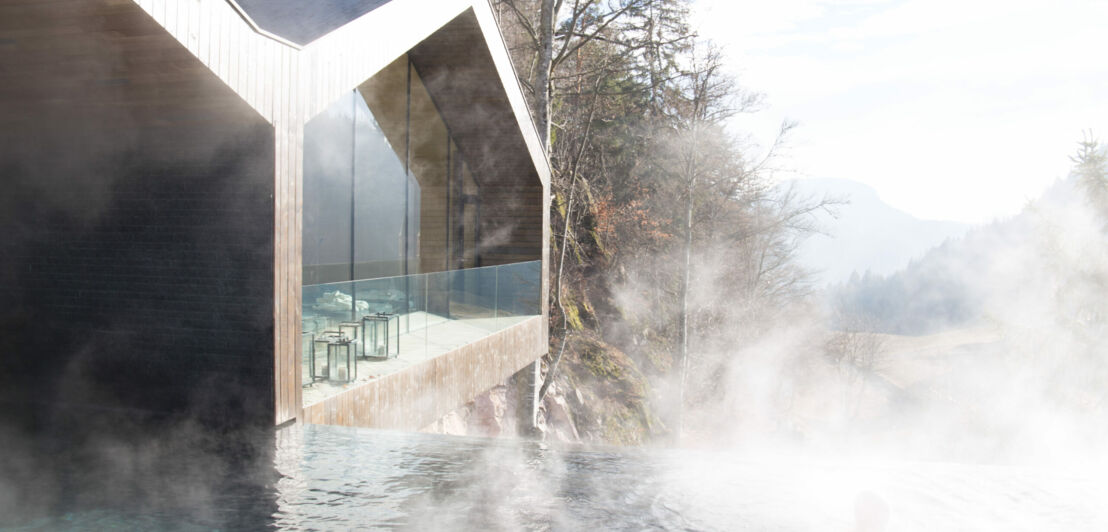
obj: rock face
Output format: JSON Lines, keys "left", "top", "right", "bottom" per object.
{"left": 422, "top": 377, "right": 583, "bottom": 443}
{"left": 540, "top": 382, "right": 580, "bottom": 442}
{"left": 421, "top": 383, "right": 518, "bottom": 439}
{"left": 435, "top": 409, "right": 468, "bottom": 436}
{"left": 422, "top": 332, "right": 668, "bottom": 445}
{"left": 473, "top": 385, "right": 510, "bottom": 437}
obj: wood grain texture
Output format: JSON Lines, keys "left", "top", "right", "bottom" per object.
{"left": 303, "top": 316, "right": 545, "bottom": 429}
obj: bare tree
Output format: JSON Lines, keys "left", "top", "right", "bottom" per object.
{"left": 495, "top": 0, "right": 667, "bottom": 148}
{"left": 668, "top": 46, "right": 737, "bottom": 439}
{"left": 493, "top": 1, "right": 838, "bottom": 444}
{"left": 496, "top": 0, "right": 697, "bottom": 406}
{"left": 824, "top": 316, "right": 887, "bottom": 419}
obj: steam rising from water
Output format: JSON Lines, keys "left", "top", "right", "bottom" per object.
{"left": 271, "top": 425, "right": 1107, "bottom": 531}
{"left": 6, "top": 424, "right": 1104, "bottom": 530}
{"left": 624, "top": 171, "right": 1108, "bottom": 469}
{"left": 3, "top": 5, "right": 1104, "bottom": 524}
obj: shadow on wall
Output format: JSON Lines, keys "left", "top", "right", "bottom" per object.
{"left": 0, "top": 117, "right": 278, "bottom": 527}
{"left": 0, "top": 406, "right": 279, "bottom": 529}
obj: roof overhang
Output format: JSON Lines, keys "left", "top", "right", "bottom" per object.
{"left": 227, "top": 0, "right": 550, "bottom": 188}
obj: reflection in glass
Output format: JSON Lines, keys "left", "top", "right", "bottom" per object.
{"left": 409, "top": 64, "right": 450, "bottom": 274}
{"left": 303, "top": 91, "right": 355, "bottom": 286}
{"left": 353, "top": 92, "right": 407, "bottom": 280}
{"left": 301, "top": 332, "right": 315, "bottom": 387}
{"left": 301, "top": 261, "right": 540, "bottom": 405}
{"left": 300, "top": 54, "right": 526, "bottom": 409}
{"left": 304, "top": 88, "right": 417, "bottom": 311}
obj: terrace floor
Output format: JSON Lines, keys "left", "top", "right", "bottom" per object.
{"left": 302, "top": 311, "right": 535, "bottom": 407}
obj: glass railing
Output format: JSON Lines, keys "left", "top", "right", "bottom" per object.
{"left": 300, "top": 261, "right": 541, "bottom": 402}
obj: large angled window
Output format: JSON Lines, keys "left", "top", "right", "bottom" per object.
{"left": 300, "top": 54, "right": 539, "bottom": 407}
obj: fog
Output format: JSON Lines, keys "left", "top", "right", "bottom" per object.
{"left": 3, "top": 2, "right": 1106, "bottom": 530}
{"left": 669, "top": 172, "right": 1108, "bottom": 466}
{"left": 554, "top": 150, "right": 1108, "bottom": 529}
{"left": 261, "top": 425, "right": 1108, "bottom": 531}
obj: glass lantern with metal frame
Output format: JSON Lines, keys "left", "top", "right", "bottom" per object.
{"left": 361, "top": 312, "right": 400, "bottom": 359}
{"left": 338, "top": 321, "right": 360, "bottom": 355}
{"left": 311, "top": 332, "right": 338, "bottom": 381}
{"left": 317, "top": 331, "right": 355, "bottom": 383}
{"left": 301, "top": 331, "right": 316, "bottom": 387}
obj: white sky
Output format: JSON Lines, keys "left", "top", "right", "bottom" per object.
{"left": 691, "top": 0, "right": 1108, "bottom": 224}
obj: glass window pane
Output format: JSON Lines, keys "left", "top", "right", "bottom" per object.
{"left": 461, "top": 162, "right": 478, "bottom": 268}
{"left": 353, "top": 90, "right": 407, "bottom": 280}
{"left": 303, "top": 91, "right": 355, "bottom": 286}
{"left": 408, "top": 172, "right": 421, "bottom": 274}
{"left": 409, "top": 64, "right": 449, "bottom": 274}
{"left": 358, "top": 56, "right": 408, "bottom": 163}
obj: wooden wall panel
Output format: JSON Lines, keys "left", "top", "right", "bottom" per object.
{"left": 135, "top": 0, "right": 288, "bottom": 123}
{"left": 303, "top": 316, "right": 545, "bottom": 430}
{"left": 270, "top": 47, "right": 304, "bottom": 426}
{"left": 477, "top": 184, "right": 544, "bottom": 266}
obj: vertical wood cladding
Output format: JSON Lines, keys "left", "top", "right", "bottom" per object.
{"left": 0, "top": 0, "right": 275, "bottom": 433}
{"left": 133, "top": 0, "right": 305, "bottom": 425}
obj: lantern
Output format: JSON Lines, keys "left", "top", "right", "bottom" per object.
{"left": 362, "top": 312, "right": 400, "bottom": 359}
{"left": 301, "top": 331, "right": 315, "bottom": 387}
{"left": 312, "top": 332, "right": 338, "bottom": 381}
{"left": 316, "top": 331, "right": 355, "bottom": 383}
{"left": 339, "top": 321, "right": 360, "bottom": 354}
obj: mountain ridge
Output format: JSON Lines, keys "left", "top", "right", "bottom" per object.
{"left": 787, "top": 177, "right": 972, "bottom": 287}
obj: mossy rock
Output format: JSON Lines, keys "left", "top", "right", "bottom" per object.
{"left": 581, "top": 343, "right": 622, "bottom": 379}
{"left": 563, "top": 299, "right": 585, "bottom": 331}
{"left": 550, "top": 332, "right": 668, "bottom": 445}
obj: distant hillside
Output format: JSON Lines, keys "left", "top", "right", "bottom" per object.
{"left": 788, "top": 178, "right": 971, "bottom": 287}
{"left": 828, "top": 176, "right": 1105, "bottom": 335}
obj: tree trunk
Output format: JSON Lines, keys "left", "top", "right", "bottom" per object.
{"left": 538, "top": 176, "right": 575, "bottom": 403}
{"left": 538, "top": 80, "right": 602, "bottom": 404}
{"left": 676, "top": 178, "right": 693, "bottom": 442}
{"left": 852, "top": 373, "right": 867, "bottom": 420}
{"left": 535, "top": 0, "right": 557, "bottom": 149}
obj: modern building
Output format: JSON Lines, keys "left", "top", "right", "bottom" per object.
{"left": 0, "top": 0, "right": 550, "bottom": 436}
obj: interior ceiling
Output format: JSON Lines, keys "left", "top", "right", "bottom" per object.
{"left": 409, "top": 10, "right": 541, "bottom": 190}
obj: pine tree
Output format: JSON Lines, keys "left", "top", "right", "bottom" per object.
{"left": 1071, "top": 131, "right": 1108, "bottom": 219}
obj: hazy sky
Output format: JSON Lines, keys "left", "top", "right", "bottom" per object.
{"left": 691, "top": 0, "right": 1108, "bottom": 224}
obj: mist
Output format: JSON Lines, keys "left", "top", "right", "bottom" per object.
{"left": 4, "top": 1, "right": 1107, "bottom": 530}
{"left": 656, "top": 169, "right": 1108, "bottom": 464}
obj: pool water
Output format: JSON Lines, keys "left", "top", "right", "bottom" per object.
{"left": 4, "top": 423, "right": 1106, "bottom": 530}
